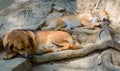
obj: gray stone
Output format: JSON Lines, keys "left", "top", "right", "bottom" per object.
{"left": 0, "top": 66, "right": 13, "bottom": 71}
{"left": 0, "top": 0, "right": 13, "bottom": 10}
{"left": 53, "top": 6, "right": 65, "bottom": 12}
{"left": 0, "top": 1, "right": 53, "bottom": 39}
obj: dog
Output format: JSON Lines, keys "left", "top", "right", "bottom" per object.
{"left": 3, "top": 29, "right": 81, "bottom": 59}
{"left": 42, "top": 10, "right": 109, "bottom": 32}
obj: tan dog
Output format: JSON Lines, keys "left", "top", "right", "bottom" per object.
{"left": 3, "top": 29, "right": 81, "bottom": 59}
{"left": 42, "top": 10, "right": 109, "bottom": 31}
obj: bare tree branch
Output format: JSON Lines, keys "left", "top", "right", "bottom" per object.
{"left": 31, "top": 40, "right": 120, "bottom": 63}
{"left": 100, "top": 50, "right": 120, "bottom": 71}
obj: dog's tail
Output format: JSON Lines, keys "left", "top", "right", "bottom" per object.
{"left": 70, "top": 35, "right": 82, "bottom": 49}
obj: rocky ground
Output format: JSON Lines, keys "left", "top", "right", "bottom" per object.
{"left": 0, "top": 0, "right": 120, "bottom": 71}
{"left": 0, "top": 0, "right": 76, "bottom": 38}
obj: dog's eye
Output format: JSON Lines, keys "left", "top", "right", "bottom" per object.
{"left": 20, "top": 48, "right": 24, "bottom": 51}
{"left": 15, "top": 47, "right": 18, "bottom": 50}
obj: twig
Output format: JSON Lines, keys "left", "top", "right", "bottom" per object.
{"left": 94, "top": 0, "right": 102, "bottom": 10}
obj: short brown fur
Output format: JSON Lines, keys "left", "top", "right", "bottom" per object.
{"left": 3, "top": 30, "right": 81, "bottom": 59}
{"left": 42, "top": 10, "right": 109, "bottom": 31}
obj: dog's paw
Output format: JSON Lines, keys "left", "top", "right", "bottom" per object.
{"left": 3, "top": 55, "right": 11, "bottom": 60}
{"left": 53, "top": 49, "right": 61, "bottom": 52}
{"left": 37, "top": 50, "right": 44, "bottom": 55}
{"left": 3, "top": 54, "right": 17, "bottom": 60}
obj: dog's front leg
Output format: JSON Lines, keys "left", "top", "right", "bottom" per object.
{"left": 3, "top": 53, "right": 17, "bottom": 60}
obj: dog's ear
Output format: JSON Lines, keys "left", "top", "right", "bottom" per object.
{"left": 27, "top": 36, "right": 34, "bottom": 48}
{"left": 5, "top": 42, "right": 13, "bottom": 54}
{"left": 23, "top": 34, "right": 34, "bottom": 49}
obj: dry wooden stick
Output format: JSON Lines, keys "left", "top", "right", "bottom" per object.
{"left": 94, "top": 0, "right": 102, "bottom": 10}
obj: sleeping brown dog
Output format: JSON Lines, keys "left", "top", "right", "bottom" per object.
{"left": 3, "top": 29, "right": 81, "bottom": 59}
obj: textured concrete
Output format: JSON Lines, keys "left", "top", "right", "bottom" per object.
{"left": 0, "top": 52, "right": 32, "bottom": 71}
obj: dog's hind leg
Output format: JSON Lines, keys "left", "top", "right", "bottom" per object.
{"left": 43, "top": 48, "right": 55, "bottom": 53}
{"left": 52, "top": 42, "right": 74, "bottom": 51}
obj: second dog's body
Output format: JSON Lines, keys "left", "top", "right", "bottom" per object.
{"left": 42, "top": 10, "right": 109, "bottom": 31}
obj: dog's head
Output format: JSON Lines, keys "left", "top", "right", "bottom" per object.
{"left": 93, "top": 10, "right": 109, "bottom": 22}
{"left": 4, "top": 30, "right": 34, "bottom": 59}
{"left": 86, "top": 10, "right": 110, "bottom": 27}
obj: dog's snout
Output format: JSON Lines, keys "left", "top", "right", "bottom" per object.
{"left": 27, "top": 54, "right": 33, "bottom": 59}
